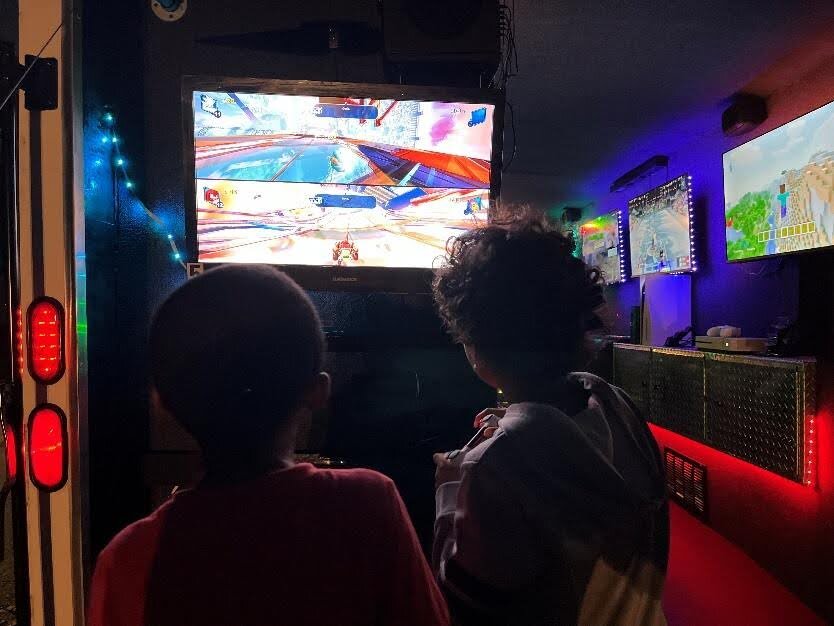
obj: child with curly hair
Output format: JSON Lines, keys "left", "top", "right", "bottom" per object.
{"left": 432, "top": 211, "right": 668, "bottom": 626}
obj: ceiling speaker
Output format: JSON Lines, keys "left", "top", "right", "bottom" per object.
{"left": 382, "top": 0, "right": 500, "bottom": 65}
{"left": 722, "top": 94, "right": 767, "bottom": 137}
{"left": 561, "top": 207, "right": 583, "bottom": 224}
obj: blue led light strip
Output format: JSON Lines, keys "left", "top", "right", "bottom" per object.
{"left": 98, "top": 110, "right": 187, "bottom": 270}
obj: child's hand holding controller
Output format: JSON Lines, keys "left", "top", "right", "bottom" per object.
{"left": 433, "top": 408, "right": 504, "bottom": 487}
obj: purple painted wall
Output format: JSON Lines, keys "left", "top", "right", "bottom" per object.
{"left": 579, "top": 57, "right": 834, "bottom": 338}
{"left": 577, "top": 51, "right": 834, "bottom": 619}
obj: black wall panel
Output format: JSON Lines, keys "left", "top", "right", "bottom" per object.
{"left": 85, "top": 0, "right": 494, "bottom": 552}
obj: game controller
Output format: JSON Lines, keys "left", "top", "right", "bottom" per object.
{"left": 706, "top": 325, "right": 742, "bottom": 338}
{"left": 445, "top": 414, "right": 501, "bottom": 461}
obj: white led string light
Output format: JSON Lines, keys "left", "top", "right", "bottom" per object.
{"left": 688, "top": 175, "right": 697, "bottom": 272}
{"left": 616, "top": 209, "right": 627, "bottom": 282}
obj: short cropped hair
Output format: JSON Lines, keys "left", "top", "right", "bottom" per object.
{"left": 149, "top": 265, "right": 325, "bottom": 455}
{"left": 433, "top": 208, "right": 604, "bottom": 380}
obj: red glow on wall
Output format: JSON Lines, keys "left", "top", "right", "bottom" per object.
{"left": 650, "top": 402, "right": 834, "bottom": 620}
{"left": 27, "top": 298, "right": 65, "bottom": 385}
{"left": 649, "top": 424, "right": 818, "bottom": 503}
{"left": 28, "top": 405, "right": 67, "bottom": 491}
{"left": 4, "top": 423, "right": 17, "bottom": 486}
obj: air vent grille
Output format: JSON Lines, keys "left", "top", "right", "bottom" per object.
{"left": 665, "top": 448, "right": 707, "bottom": 519}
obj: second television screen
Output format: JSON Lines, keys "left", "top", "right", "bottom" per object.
{"left": 628, "top": 175, "right": 693, "bottom": 276}
{"left": 192, "top": 90, "right": 496, "bottom": 269}
{"left": 580, "top": 212, "right": 623, "bottom": 284}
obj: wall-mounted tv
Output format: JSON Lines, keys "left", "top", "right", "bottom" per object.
{"left": 723, "top": 98, "right": 834, "bottom": 262}
{"left": 183, "top": 77, "right": 504, "bottom": 291}
{"left": 628, "top": 175, "right": 695, "bottom": 276}
{"left": 579, "top": 210, "right": 626, "bottom": 284}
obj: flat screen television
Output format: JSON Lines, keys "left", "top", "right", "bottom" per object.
{"left": 628, "top": 174, "right": 695, "bottom": 276}
{"left": 183, "top": 77, "right": 504, "bottom": 291}
{"left": 723, "top": 98, "right": 834, "bottom": 262}
{"left": 579, "top": 210, "right": 626, "bottom": 284}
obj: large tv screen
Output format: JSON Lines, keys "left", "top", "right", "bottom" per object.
{"left": 723, "top": 99, "right": 834, "bottom": 261}
{"left": 187, "top": 81, "right": 500, "bottom": 272}
{"left": 580, "top": 211, "right": 625, "bottom": 284}
{"left": 628, "top": 175, "right": 694, "bottom": 276}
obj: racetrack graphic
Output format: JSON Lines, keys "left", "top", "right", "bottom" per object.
{"left": 191, "top": 91, "right": 495, "bottom": 269}
{"left": 196, "top": 180, "right": 489, "bottom": 268}
{"left": 195, "top": 135, "right": 491, "bottom": 189}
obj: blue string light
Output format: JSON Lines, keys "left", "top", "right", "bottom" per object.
{"left": 95, "top": 109, "right": 186, "bottom": 270}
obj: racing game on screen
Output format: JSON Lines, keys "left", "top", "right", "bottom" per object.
{"left": 192, "top": 91, "right": 495, "bottom": 268}
{"left": 628, "top": 175, "right": 693, "bottom": 276}
{"left": 580, "top": 212, "right": 623, "bottom": 284}
{"left": 723, "top": 98, "right": 834, "bottom": 261}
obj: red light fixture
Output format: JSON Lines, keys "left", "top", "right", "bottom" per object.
{"left": 28, "top": 405, "right": 68, "bottom": 492}
{"left": 3, "top": 423, "right": 17, "bottom": 487}
{"left": 27, "top": 297, "right": 65, "bottom": 385}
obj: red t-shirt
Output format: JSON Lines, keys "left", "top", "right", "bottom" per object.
{"left": 88, "top": 463, "right": 449, "bottom": 626}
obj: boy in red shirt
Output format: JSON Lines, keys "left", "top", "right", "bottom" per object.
{"left": 88, "top": 265, "right": 449, "bottom": 626}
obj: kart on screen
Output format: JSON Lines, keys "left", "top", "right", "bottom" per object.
{"left": 332, "top": 233, "right": 359, "bottom": 265}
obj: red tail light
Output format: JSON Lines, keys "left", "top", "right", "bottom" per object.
{"left": 3, "top": 423, "right": 17, "bottom": 487}
{"left": 27, "top": 298, "right": 65, "bottom": 385}
{"left": 28, "top": 405, "right": 67, "bottom": 491}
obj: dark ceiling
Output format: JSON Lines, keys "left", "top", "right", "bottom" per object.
{"left": 504, "top": 0, "right": 834, "bottom": 200}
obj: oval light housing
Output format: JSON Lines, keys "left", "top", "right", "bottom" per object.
{"left": 27, "top": 297, "right": 65, "bottom": 385}
{"left": 28, "top": 405, "right": 67, "bottom": 492}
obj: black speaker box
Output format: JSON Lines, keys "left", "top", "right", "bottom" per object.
{"left": 382, "top": 0, "right": 500, "bottom": 65}
{"left": 561, "top": 207, "right": 583, "bottom": 224}
{"left": 722, "top": 94, "right": 767, "bottom": 137}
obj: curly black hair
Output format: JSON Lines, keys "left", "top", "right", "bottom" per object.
{"left": 433, "top": 208, "right": 605, "bottom": 380}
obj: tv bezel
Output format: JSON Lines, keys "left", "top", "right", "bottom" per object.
{"left": 627, "top": 174, "right": 694, "bottom": 277}
{"left": 723, "top": 97, "right": 834, "bottom": 264}
{"left": 579, "top": 209, "right": 628, "bottom": 285}
{"left": 182, "top": 76, "right": 504, "bottom": 293}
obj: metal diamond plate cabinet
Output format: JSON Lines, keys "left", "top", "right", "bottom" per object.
{"left": 613, "top": 344, "right": 815, "bottom": 484}
{"left": 651, "top": 348, "right": 706, "bottom": 441}
{"left": 612, "top": 344, "right": 652, "bottom": 418}
{"left": 705, "top": 354, "right": 815, "bottom": 482}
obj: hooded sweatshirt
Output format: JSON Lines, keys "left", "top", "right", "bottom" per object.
{"left": 433, "top": 373, "right": 669, "bottom": 626}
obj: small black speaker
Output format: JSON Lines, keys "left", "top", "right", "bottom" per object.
{"left": 722, "top": 94, "right": 767, "bottom": 137}
{"left": 382, "top": 0, "right": 500, "bottom": 66}
{"left": 561, "top": 207, "right": 583, "bottom": 224}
